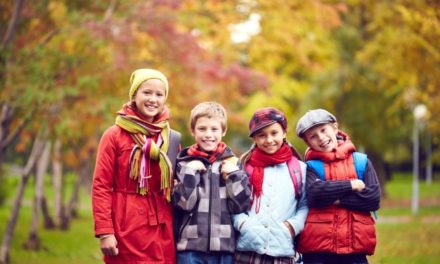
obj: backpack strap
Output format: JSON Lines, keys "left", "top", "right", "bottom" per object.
{"left": 244, "top": 163, "right": 254, "bottom": 178}
{"left": 287, "top": 157, "right": 302, "bottom": 199}
{"left": 352, "top": 152, "right": 367, "bottom": 181}
{"left": 306, "top": 152, "right": 368, "bottom": 181}
{"left": 306, "top": 159, "right": 325, "bottom": 181}
{"left": 167, "top": 129, "right": 181, "bottom": 170}
{"left": 244, "top": 157, "right": 302, "bottom": 199}
{"left": 351, "top": 152, "right": 378, "bottom": 219}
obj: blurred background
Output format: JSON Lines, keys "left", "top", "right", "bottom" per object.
{"left": 0, "top": 0, "right": 439, "bottom": 263}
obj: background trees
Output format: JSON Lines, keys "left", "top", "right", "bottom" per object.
{"left": 0, "top": 0, "right": 438, "bottom": 263}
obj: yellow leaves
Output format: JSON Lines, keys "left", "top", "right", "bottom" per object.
{"left": 312, "top": 0, "right": 344, "bottom": 28}
{"left": 63, "top": 38, "right": 75, "bottom": 54}
{"left": 130, "top": 22, "right": 155, "bottom": 61}
{"left": 48, "top": 1, "right": 67, "bottom": 27}
{"left": 29, "top": 18, "right": 41, "bottom": 32}
{"left": 247, "top": 0, "right": 341, "bottom": 76}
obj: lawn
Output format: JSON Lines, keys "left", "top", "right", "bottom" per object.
{"left": 0, "top": 172, "right": 439, "bottom": 263}
{"left": 370, "top": 220, "right": 440, "bottom": 264}
{"left": 368, "top": 172, "right": 440, "bottom": 264}
{"left": 0, "top": 173, "right": 101, "bottom": 264}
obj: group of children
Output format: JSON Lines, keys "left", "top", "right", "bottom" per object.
{"left": 92, "top": 69, "right": 381, "bottom": 264}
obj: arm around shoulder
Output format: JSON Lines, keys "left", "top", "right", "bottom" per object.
{"left": 286, "top": 161, "right": 309, "bottom": 236}
{"left": 225, "top": 169, "right": 252, "bottom": 213}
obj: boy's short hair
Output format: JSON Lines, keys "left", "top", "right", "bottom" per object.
{"left": 190, "top": 102, "right": 227, "bottom": 131}
{"left": 296, "top": 109, "right": 337, "bottom": 137}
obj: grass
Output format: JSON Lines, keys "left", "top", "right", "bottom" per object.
{"left": 367, "top": 172, "right": 440, "bottom": 264}
{"left": 385, "top": 172, "right": 440, "bottom": 199}
{"left": 369, "top": 220, "right": 440, "bottom": 264}
{"left": 0, "top": 173, "right": 101, "bottom": 264}
{"left": 0, "top": 210, "right": 101, "bottom": 264}
{"left": 0, "top": 171, "right": 439, "bottom": 263}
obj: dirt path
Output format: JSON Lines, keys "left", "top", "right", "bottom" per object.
{"left": 381, "top": 197, "right": 440, "bottom": 208}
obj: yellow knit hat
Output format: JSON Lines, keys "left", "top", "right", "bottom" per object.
{"left": 129, "top": 69, "right": 169, "bottom": 99}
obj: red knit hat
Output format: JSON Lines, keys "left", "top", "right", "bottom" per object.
{"left": 248, "top": 107, "right": 287, "bottom": 137}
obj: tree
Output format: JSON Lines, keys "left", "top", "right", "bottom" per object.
{"left": 0, "top": 134, "right": 45, "bottom": 264}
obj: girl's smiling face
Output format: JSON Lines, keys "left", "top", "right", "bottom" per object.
{"left": 132, "top": 79, "right": 166, "bottom": 122}
{"left": 252, "top": 122, "right": 286, "bottom": 154}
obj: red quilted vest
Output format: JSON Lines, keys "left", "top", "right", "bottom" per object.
{"left": 298, "top": 132, "right": 376, "bottom": 255}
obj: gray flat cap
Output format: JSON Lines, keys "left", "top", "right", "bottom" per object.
{"left": 296, "top": 109, "right": 337, "bottom": 137}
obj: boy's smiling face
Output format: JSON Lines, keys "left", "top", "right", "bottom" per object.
{"left": 252, "top": 122, "right": 286, "bottom": 154}
{"left": 192, "top": 116, "right": 225, "bottom": 152}
{"left": 303, "top": 123, "right": 338, "bottom": 152}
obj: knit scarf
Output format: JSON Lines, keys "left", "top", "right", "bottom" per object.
{"left": 304, "top": 130, "right": 356, "bottom": 162}
{"left": 187, "top": 142, "right": 227, "bottom": 164}
{"left": 115, "top": 104, "right": 173, "bottom": 201}
{"left": 247, "top": 143, "right": 293, "bottom": 213}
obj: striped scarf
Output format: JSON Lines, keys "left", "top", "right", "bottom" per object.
{"left": 115, "top": 106, "right": 173, "bottom": 201}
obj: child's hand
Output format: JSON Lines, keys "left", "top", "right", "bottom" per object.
{"left": 283, "top": 221, "right": 295, "bottom": 238}
{"left": 100, "top": 234, "right": 119, "bottom": 256}
{"left": 187, "top": 160, "right": 206, "bottom": 172}
{"left": 221, "top": 160, "right": 239, "bottom": 180}
{"left": 350, "top": 179, "right": 365, "bottom": 192}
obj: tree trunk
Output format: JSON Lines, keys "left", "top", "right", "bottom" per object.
{"left": 67, "top": 173, "right": 81, "bottom": 220}
{"left": 23, "top": 140, "right": 50, "bottom": 250}
{"left": 1, "top": 0, "right": 25, "bottom": 49}
{"left": 38, "top": 142, "right": 55, "bottom": 229}
{"left": 0, "top": 0, "right": 26, "bottom": 169}
{"left": 52, "top": 138, "right": 64, "bottom": 228}
{"left": 41, "top": 196, "right": 55, "bottom": 229}
{"left": 59, "top": 203, "right": 69, "bottom": 230}
{"left": 80, "top": 148, "right": 94, "bottom": 194}
{"left": 0, "top": 105, "right": 13, "bottom": 170}
{"left": 61, "top": 160, "right": 85, "bottom": 229}
{"left": 0, "top": 135, "right": 45, "bottom": 264}
{"left": 73, "top": 157, "right": 91, "bottom": 217}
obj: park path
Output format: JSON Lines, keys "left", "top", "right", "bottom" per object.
{"left": 377, "top": 197, "right": 440, "bottom": 223}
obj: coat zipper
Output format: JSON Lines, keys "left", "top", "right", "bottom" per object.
{"left": 207, "top": 164, "right": 212, "bottom": 251}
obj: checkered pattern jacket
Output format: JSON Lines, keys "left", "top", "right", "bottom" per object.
{"left": 172, "top": 146, "right": 251, "bottom": 253}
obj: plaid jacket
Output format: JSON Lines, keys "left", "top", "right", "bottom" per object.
{"left": 172, "top": 146, "right": 251, "bottom": 253}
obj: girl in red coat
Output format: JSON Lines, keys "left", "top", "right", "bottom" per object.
{"left": 92, "top": 68, "right": 180, "bottom": 263}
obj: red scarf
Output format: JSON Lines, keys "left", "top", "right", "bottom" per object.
{"left": 304, "top": 130, "right": 356, "bottom": 162}
{"left": 187, "top": 142, "right": 227, "bottom": 164}
{"left": 247, "top": 143, "right": 293, "bottom": 212}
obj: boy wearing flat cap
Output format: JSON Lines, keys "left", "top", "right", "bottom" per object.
{"left": 233, "top": 107, "right": 308, "bottom": 264}
{"left": 296, "top": 109, "right": 381, "bottom": 264}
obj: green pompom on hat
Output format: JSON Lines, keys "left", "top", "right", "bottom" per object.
{"left": 129, "top": 68, "right": 169, "bottom": 99}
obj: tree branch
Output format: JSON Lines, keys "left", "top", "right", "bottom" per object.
{"left": 103, "top": 0, "right": 117, "bottom": 23}
{"left": 1, "top": 0, "right": 25, "bottom": 50}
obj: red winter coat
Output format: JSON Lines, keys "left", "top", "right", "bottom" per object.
{"left": 92, "top": 109, "right": 176, "bottom": 263}
{"left": 298, "top": 133, "right": 376, "bottom": 255}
